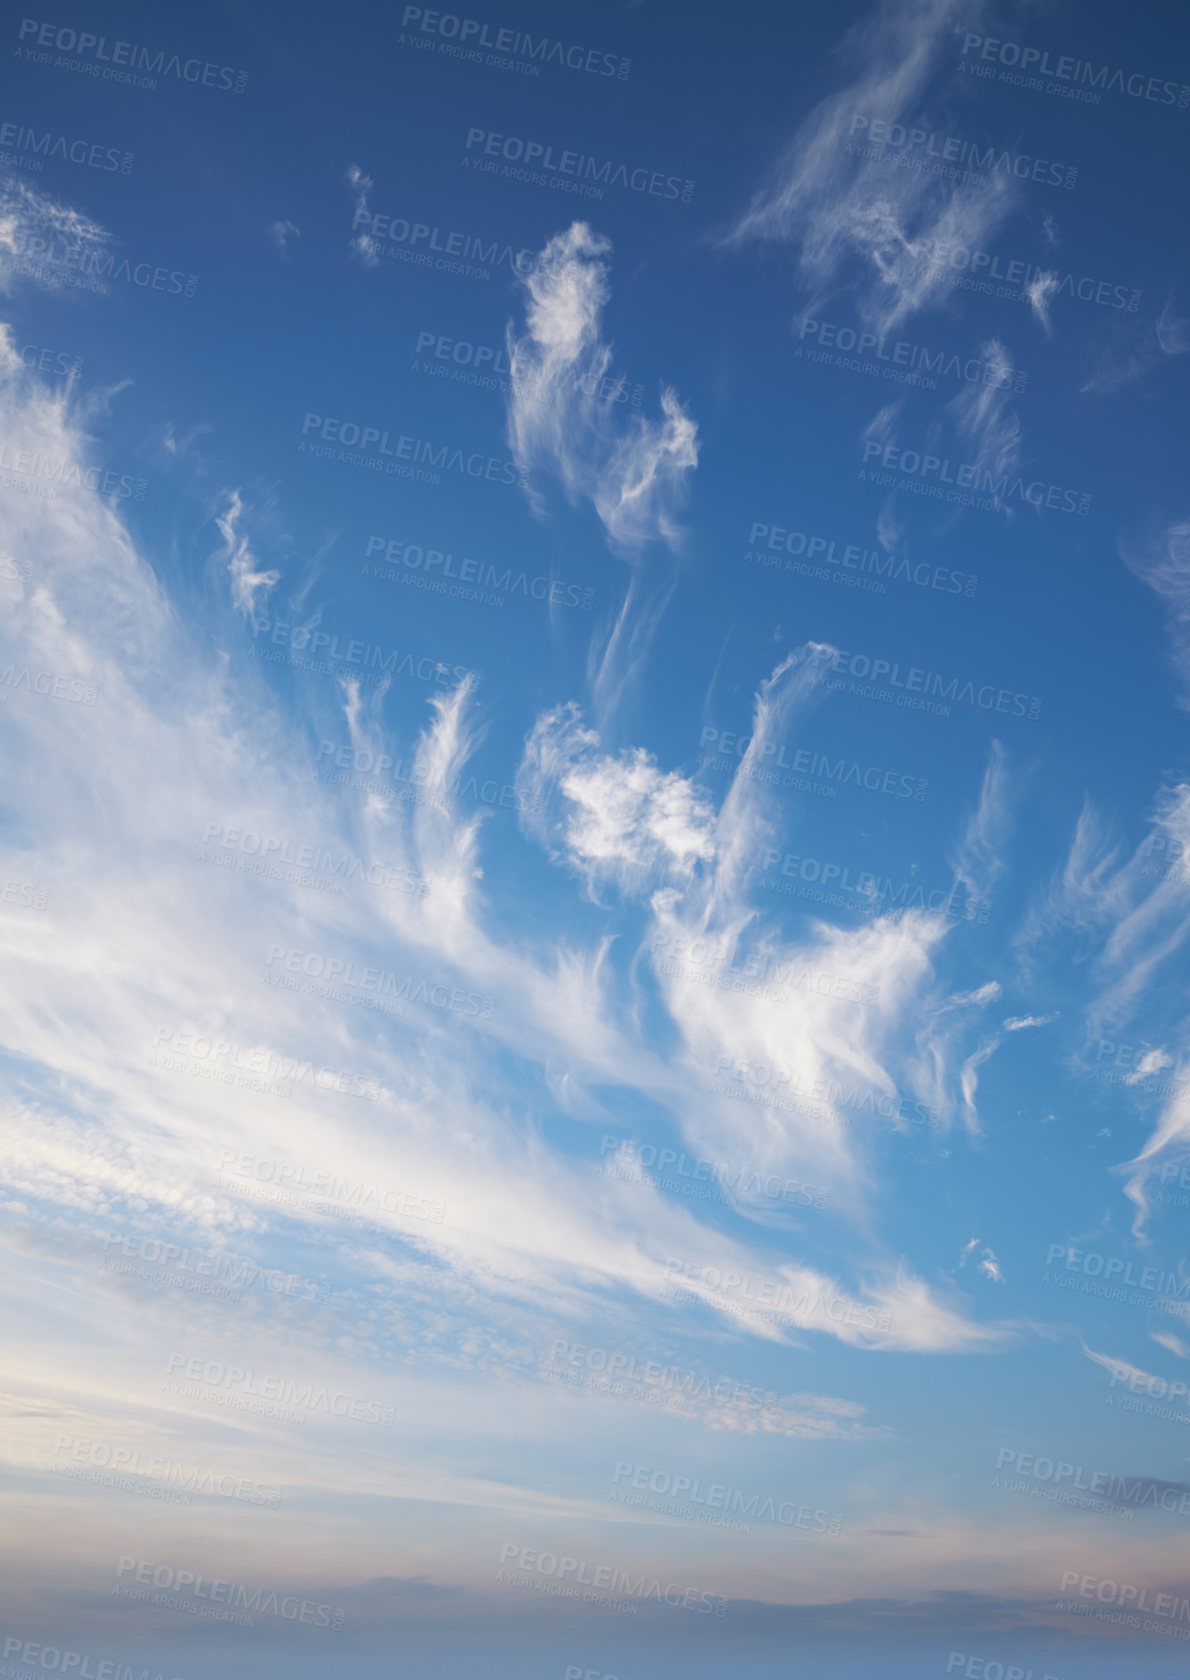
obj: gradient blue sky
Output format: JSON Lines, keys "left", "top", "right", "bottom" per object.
{"left": 2, "top": 1, "right": 1190, "bottom": 1676}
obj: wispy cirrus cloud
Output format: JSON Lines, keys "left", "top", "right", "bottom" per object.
{"left": 505, "top": 222, "right": 699, "bottom": 553}
{"left": 945, "top": 342, "right": 1021, "bottom": 513}
{"left": 1025, "top": 271, "right": 1059, "bottom": 335}
{"left": 217, "top": 489, "right": 281, "bottom": 623}
{"left": 268, "top": 218, "right": 301, "bottom": 255}
{"left": 504, "top": 221, "right": 699, "bottom": 720}
{"left": 0, "top": 263, "right": 1011, "bottom": 1380}
{"left": 0, "top": 175, "right": 109, "bottom": 295}
{"left": 1122, "top": 521, "right": 1190, "bottom": 705}
{"left": 726, "top": 0, "right": 1015, "bottom": 335}
{"left": 1082, "top": 295, "right": 1190, "bottom": 394}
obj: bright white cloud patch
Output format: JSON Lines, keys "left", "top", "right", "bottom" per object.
{"left": 505, "top": 222, "right": 699, "bottom": 551}
{"left": 519, "top": 703, "right": 716, "bottom": 896}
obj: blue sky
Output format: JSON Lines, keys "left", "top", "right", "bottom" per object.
{"left": 2, "top": 0, "right": 1190, "bottom": 1676}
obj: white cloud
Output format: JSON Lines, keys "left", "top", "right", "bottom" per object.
{"left": 216, "top": 490, "right": 281, "bottom": 622}
{"left": 0, "top": 176, "right": 109, "bottom": 297}
{"left": 727, "top": 0, "right": 1016, "bottom": 335}
{"left": 346, "top": 164, "right": 378, "bottom": 267}
{"left": 948, "top": 739, "right": 1011, "bottom": 906}
{"left": 517, "top": 703, "right": 716, "bottom": 900}
{"left": 1123, "top": 522, "right": 1190, "bottom": 705}
{"left": 1157, "top": 294, "right": 1190, "bottom": 356}
{"left": 1026, "top": 271, "right": 1059, "bottom": 335}
{"left": 505, "top": 222, "right": 699, "bottom": 553}
{"left": 945, "top": 982, "right": 1001, "bottom": 1010}
{"left": 0, "top": 306, "right": 1024, "bottom": 1530}
{"left": 945, "top": 344, "right": 1021, "bottom": 515}
{"left": 1002, "top": 1013, "right": 1057, "bottom": 1032}
{"left": 269, "top": 219, "right": 301, "bottom": 254}
{"left": 1082, "top": 295, "right": 1189, "bottom": 394}
{"left": 1124, "top": 1047, "right": 1172, "bottom": 1084}
{"left": 1011, "top": 786, "right": 1190, "bottom": 1228}
{"left": 957, "top": 1040, "right": 998, "bottom": 1135}
{"left": 1081, "top": 1343, "right": 1153, "bottom": 1389}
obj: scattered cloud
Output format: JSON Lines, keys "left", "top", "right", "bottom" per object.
{"left": 216, "top": 490, "right": 281, "bottom": 622}
{"left": 268, "top": 219, "right": 301, "bottom": 254}
{"left": 727, "top": 0, "right": 1016, "bottom": 335}
{"left": 1122, "top": 522, "right": 1190, "bottom": 704}
{"left": 505, "top": 222, "right": 699, "bottom": 552}
{"left": 346, "top": 164, "right": 378, "bottom": 266}
{"left": 1025, "top": 271, "right": 1059, "bottom": 335}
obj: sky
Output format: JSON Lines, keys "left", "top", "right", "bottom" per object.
{"left": 1, "top": 0, "right": 1190, "bottom": 1675}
